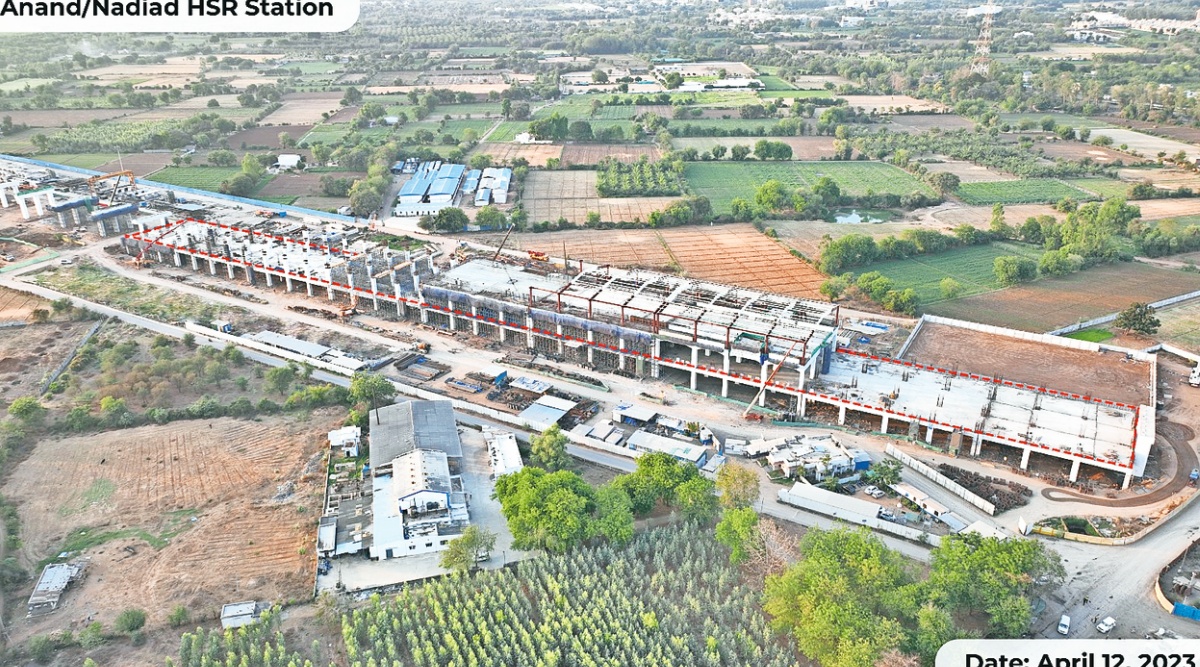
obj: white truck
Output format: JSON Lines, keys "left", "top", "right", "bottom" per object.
{"left": 1190, "top": 366, "right": 1200, "bottom": 387}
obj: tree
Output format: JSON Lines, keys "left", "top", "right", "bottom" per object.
{"left": 711, "top": 144, "right": 727, "bottom": 160}
{"left": 764, "top": 528, "right": 912, "bottom": 667}
{"left": 715, "top": 461, "right": 760, "bottom": 508}
{"left": 350, "top": 372, "right": 395, "bottom": 424}
{"left": 591, "top": 69, "right": 609, "bottom": 84}
{"left": 7, "top": 396, "right": 46, "bottom": 425}
{"left": 311, "top": 142, "right": 332, "bottom": 165}
{"left": 264, "top": 364, "right": 297, "bottom": 396}
{"left": 341, "top": 86, "right": 363, "bottom": 105}
{"left": 674, "top": 476, "right": 718, "bottom": 522}
{"left": 715, "top": 506, "right": 760, "bottom": 564}
{"left": 568, "top": 120, "right": 594, "bottom": 142}
{"left": 589, "top": 483, "right": 634, "bottom": 545}
{"left": 468, "top": 153, "right": 492, "bottom": 171}
{"left": 927, "top": 172, "right": 960, "bottom": 197}
{"left": 115, "top": 608, "right": 147, "bottom": 633}
{"left": 206, "top": 98, "right": 220, "bottom": 108}
{"left": 939, "top": 277, "right": 963, "bottom": 299}
{"left": 475, "top": 205, "right": 506, "bottom": 229}
{"left": 220, "top": 172, "right": 257, "bottom": 197}
{"left": 989, "top": 203, "right": 1011, "bottom": 238}
{"left": 28, "top": 635, "right": 53, "bottom": 663}
{"left": 278, "top": 131, "right": 297, "bottom": 149}
{"left": 494, "top": 467, "right": 594, "bottom": 552}
{"left": 993, "top": 255, "right": 1037, "bottom": 286}
{"left": 612, "top": 452, "right": 697, "bottom": 515}
{"left": 755, "top": 179, "right": 790, "bottom": 211}
{"left": 349, "top": 187, "right": 383, "bottom": 218}
{"left": 531, "top": 423, "right": 570, "bottom": 471}
{"left": 439, "top": 525, "right": 497, "bottom": 572}
{"left": 181, "top": 332, "right": 196, "bottom": 348}
{"left": 866, "top": 459, "right": 902, "bottom": 487}
{"left": 820, "top": 274, "right": 851, "bottom": 301}
{"left": 241, "top": 153, "right": 265, "bottom": 180}
{"left": 730, "top": 144, "right": 751, "bottom": 161}
{"left": 78, "top": 622, "right": 105, "bottom": 649}
{"left": 207, "top": 148, "right": 238, "bottom": 166}
{"left": 1114, "top": 302, "right": 1160, "bottom": 335}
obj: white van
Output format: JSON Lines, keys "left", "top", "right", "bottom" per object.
{"left": 1057, "top": 615, "right": 1071, "bottom": 635}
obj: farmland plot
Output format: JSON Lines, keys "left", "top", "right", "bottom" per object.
{"left": 474, "top": 142, "right": 564, "bottom": 165}
{"left": 523, "top": 171, "right": 680, "bottom": 223}
{"left": 5, "top": 414, "right": 335, "bottom": 637}
{"left": 956, "top": 179, "right": 1093, "bottom": 205}
{"left": 684, "top": 161, "right": 933, "bottom": 214}
{"left": 561, "top": 143, "right": 661, "bottom": 165}
{"left": 670, "top": 136, "right": 837, "bottom": 160}
{"left": 146, "top": 166, "right": 245, "bottom": 192}
{"left": 859, "top": 241, "right": 1045, "bottom": 305}
{"left": 1089, "top": 127, "right": 1200, "bottom": 162}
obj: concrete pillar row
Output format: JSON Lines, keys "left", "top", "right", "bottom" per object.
{"left": 1069, "top": 459, "right": 1081, "bottom": 482}
{"left": 1019, "top": 447, "right": 1032, "bottom": 470}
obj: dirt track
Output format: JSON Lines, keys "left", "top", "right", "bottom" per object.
{"left": 1043, "top": 421, "right": 1198, "bottom": 506}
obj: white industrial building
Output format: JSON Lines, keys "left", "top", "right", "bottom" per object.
{"left": 368, "top": 401, "right": 469, "bottom": 560}
{"left": 484, "top": 427, "right": 524, "bottom": 479}
{"left": 328, "top": 425, "right": 361, "bottom": 458}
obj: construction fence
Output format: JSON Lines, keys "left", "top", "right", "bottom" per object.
{"left": 885, "top": 444, "right": 997, "bottom": 515}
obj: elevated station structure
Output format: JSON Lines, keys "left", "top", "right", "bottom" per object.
{"left": 122, "top": 218, "right": 1155, "bottom": 488}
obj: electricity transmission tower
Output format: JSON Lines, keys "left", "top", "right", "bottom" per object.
{"left": 971, "top": 0, "right": 998, "bottom": 76}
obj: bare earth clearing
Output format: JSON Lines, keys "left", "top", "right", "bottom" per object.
{"left": 0, "top": 320, "right": 91, "bottom": 404}
{"left": 523, "top": 171, "right": 681, "bottom": 224}
{"left": 4, "top": 413, "right": 338, "bottom": 642}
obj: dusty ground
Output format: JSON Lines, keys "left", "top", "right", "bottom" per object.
{"left": 1137, "top": 199, "right": 1200, "bottom": 220}
{"left": 523, "top": 171, "right": 681, "bottom": 224}
{"left": 902, "top": 321, "right": 1153, "bottom": 406}
{"left": 4, "top": 412, "right": 337, "bottom": 643}
{"left": 1089, "top": 128, "right": 1200, "bottom": 162}
{"left": 229, "top": 125, "right": 316, "bottom": 149}
{"left": 0, "top": 320, "right": 91, "bottom": 405}
{"left": 95, "top": 153, "right": 175, "bottom": 178}
{"left": 884, "top": 114, "right": 976, "bottom": 133}
{"left": 1154, "top": 299, "right": 1200, "bottom": 354}
{"left": 932, "top": 203, "right": 1062, "bottom": 227}
{"left": 927, "top": 262, "right": 1200, "bottom": 333}
{"left": 839, "top": 96, "right": 948, "bottom": 113}
{"left": 0, "top": 284, "right": 46, "bottom": 322}
{"left": 1120, "top": 168, "right": 1200, "bottom": 192}
{"left": 561, "top": 144, "right": 662, "bottom": 165}
{"left": 475, "top": 142, "right": 564, "bottom": 165}
{"left": 1036, "top": 140, "right": 1130, "bottom": 164}
{"left": 921, "top": 158, "right": 1016, "bottom": 182}
{"left": 0, "top": 109, "right": 132, "bottom": 127}
{"left": 262, "top": 94, "right": 344, "bottom": 126}
{"left": 259, "top": 171, "right": 364, "bottom": 198}
{"left": 1106, "top": 118, "right": 1200, "bottom": 145}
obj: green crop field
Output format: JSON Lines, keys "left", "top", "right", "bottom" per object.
{"left": 956, "top": 179, "right": 1093, "bottom": 205}
{"left": 1064, "top": 178, "right": 1130, "bottom": 199}
{"left": 855, "top": 241, "right": 1046, "bottom": 305}
{"left": 439, "top": 119, "right": 495, "bottom": 138}
{"left": 684, "top": 161, "right": 934, "bottom": 214}
{"left": 147, "top": 166, "right": 244, "bottom": 191}
{"left": 300, "top": 123, "right": 353, "bottom": 145}
{"left": 0, "top": 77, "right": 59, "bottom": 92}
{"left": 1064, "top": 328, "right": 1114, "bottom": 342}
{"left": 759, "top": 90, "right": 836, "bottom": 99}
{"left": 486, "top": 121, "right": 530, "bottom": 142}
{"left": 756, "top": 75, "right": 794, "bottom": 91}
{"left": 536, "top": 98, "right": 640, "bottom": 120}
{"left": 671, "top": 118, "right": 785, "bottom": 132}
{"left": 35, "top": 153, "right": 117, "bottom": 169}
{"left": 287, "top": 60, "right": 342, "bottom": 74}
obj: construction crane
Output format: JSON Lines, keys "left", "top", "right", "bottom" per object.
{"left": 87, "top": 170, "right": 136, "bottom": 207}
{"left": 743, "top": 338, "right": 802, "bottom": 419}
{"left": 971, "top": 0, "right": 999, "bottom": 77}
{"left": 491, "top": 224, "right": 516, "bottom": 262}
{"left": 132, "top": 224, "right": 179, "bottom": 268}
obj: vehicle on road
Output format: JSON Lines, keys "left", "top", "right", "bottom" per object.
{"left": 1097, "top": 617, "right": 1115, "bottom": 634}
{"left": 1057, "top": 615, "right": 1071, "bottom": 635}
{"left": 877, "top": 508, "right": 896, "bottom": 521}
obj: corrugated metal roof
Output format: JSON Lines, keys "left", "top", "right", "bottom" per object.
{"left": 369, "top": 400, "right": 463, "bottom": 471}
{"left": 518, "top": 402, "right": 568, "bottom": 427}
{"left": 249, "top": 331, "right": 330, "bottom": 358}
{"left": 429, "top": 178, "right": 459, "bottom": 196}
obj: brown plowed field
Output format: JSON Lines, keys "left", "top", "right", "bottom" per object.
{"left": 927, "top": 262, "right": 1200, "bottom": 333}
{"left": 902, "top": 321, "right": 1153, "bottom": 405}
{"left": 228, "top": 125, "right": 315, "bottom": 149}
{"left": 263, "top": 95, "right": 343, "bottom": 125}
{"left": 477, "top": 224, "right": 826, "bottom": 297}
{"left": 4, "top": 413, "right": 337, "bottom": 639}
{"left": 259, "top": 170, "right": 363, "bottom": 197}
{"left": 659, "top": 225, "right": 826, "bottom": 298}
{"left": 561, "top": 144, "right": 662, "bottom": 165}
{"left": 1104, "top": 118, "right": 1200, "bottom": 144}
{"left": 0, "top": 109, "right": 132, "bottom": 127}
{"left": 96, "top": 153, "right": 176, "bottom": 178}
{"left": 523, "top": 171, "right": 680, "bottom": 223}
{"left": 476, "top": 142, "right": 564, "bottom": 165}
{"left": 1036, "top": 140, "right": 1129, "bottom": 163}
{"left": 0, "top": 285, "right": 45, "bottom": 322}
{"left": 885, "top": 114, "right": 976, "bottom": 133}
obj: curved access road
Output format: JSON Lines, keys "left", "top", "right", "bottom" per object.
{"left": 1041, "top": 421, "right": 1197, "bottom": 506}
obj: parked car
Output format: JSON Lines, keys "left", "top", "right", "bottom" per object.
{"left": 863, "top": 485, "right": 879, "bottom": 495}
{"left": 877, "top": 508, "right": 896, "bottom": 521}
{"left": 869, "top": 489, "right": 886, "bottom": 498}
{"left": 1096, "top": 617, "right": 1115, "bottom": 634}
{"left": 1, "top": 254, "right": 13, "bottom": 261}
{"left": 1057, "top": 615, "right": 1071, "bottom": 635}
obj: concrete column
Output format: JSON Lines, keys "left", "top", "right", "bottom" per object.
{"left": 264, "top": 271, "right": 273, "bottom": 288}
{"left": 285, "top": 275, "right": 293, "bottom": 292}
{"left": 306, "top": 280, "right": 314, "bottom": 297}
{"left": 16, "top": 196, "right": 29, "bottom": 218}
{"left": 525, "top": 316, "right": 534, "bottom": 348}
{"left": 190, "top": 255, "right": 199, "bottom": 271}
{"left": 209, "top": 259, "right": 217, "bottom": 275}
{"left": 586, "top": 330, "right": 594, "bottom": 364}
{"left": 472, "top": 305, "right": 481, "bottom": 336}
{"left": 556, "top": 324, "right": 564, "bottom": 354}
{"left": 880, "top": 415, "right": 889, "bottom": 433}
{"left": 925, "top": 425, "right": 935, "bottom": 444}
{"left": 838, "top": 404, "right": 846, "bottom": 425}
{"left": 173, "top": 252, "right": 182, "bottom": 267}
{"left": 759, "top": 363, "right": 769, "bottom": 407}
{"left": 1019, "top": 447, "right": 1031, "bottom": 470}
{"left": 328, "top": 283, "right": 336, "bottom": 301}
{"left": 1069, "top": 459, "right": 1081, "bottom": 482}
{"left": 32, "top": 194, "right": 44, "bottom": 216}
{"left": 420, "top": 305, "right": 429, "bottom": 324}
{"left": 226, "top": 262, "right": 235, "bottom": 280}
{"left": 971, "top": 433, "right": 982, "bottom": 456}
{"left": 1122, "top": 471, "right": 1133, "bottom": 490}
{"left": 721, "top": 351, "right": 730, "bottom": 398}
{"left": 799, "top": 396, "right": 807, "bottom": 418}
{"left": 689, "top": 347, "right": 699, "bottom": 390}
